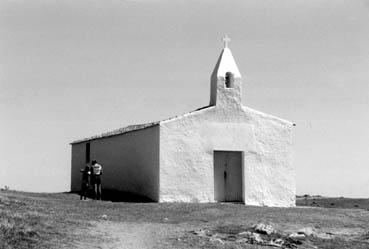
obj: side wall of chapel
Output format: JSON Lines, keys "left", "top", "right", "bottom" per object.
{"left": 71, "top": 125, "right": 160, "bottom": 201}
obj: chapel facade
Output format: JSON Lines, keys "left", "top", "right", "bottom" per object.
{"left": 71, "top": 38, "right": 295, "bottom": 207}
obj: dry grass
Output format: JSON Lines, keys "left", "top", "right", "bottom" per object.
{"left": 0, "top": 190, "right": 368, "bottom": 248}
{"left": 0, "top": 192, "right": 92, "bottom": 249}
{"left": 296, "top": 195, "right": 369, "bottom": 210}
{"left": 0, "top": 210, "right": 40, "bottom": 248}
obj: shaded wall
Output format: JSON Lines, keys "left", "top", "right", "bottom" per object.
{"left": 71, "top": 125, "right": 160, "bottom": 201}
{"left": 71, "top": 143, "right": 85, "bottom": 192}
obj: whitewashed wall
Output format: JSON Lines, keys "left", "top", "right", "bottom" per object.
{"left": 71, "top": 125, "right": 160, "bottom": 201}
{"left": 160, "top": 46, "right": 295, "bottom": 207}
{"left": 159, "top": 103, "right": 294, "bottom": 207}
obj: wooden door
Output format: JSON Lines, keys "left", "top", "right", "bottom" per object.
{"left": 214, "top": 151, "right": 242, "bottom": 202}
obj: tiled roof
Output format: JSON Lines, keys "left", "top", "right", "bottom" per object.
{"left": 70, "top": 105, "right": 212, "bottom": 145}
{"left": 70, "top": 122, "right": 159, "bottom": 144}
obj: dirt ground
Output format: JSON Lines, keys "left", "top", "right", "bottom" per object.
{"left": 71, "top": 221, "right": 191, "bottom": 249}
{"left": 1, "top": 191, "right": 369, "bottom": 249}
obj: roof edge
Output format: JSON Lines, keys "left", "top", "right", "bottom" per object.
{"left": 242, "top": 105, "right": 295, "bottom": 126}
{"left": 70, "top": 122, "right": 159, "bottom": 145}
{"left": 160, "top": 105, "right": 215, "bottom": 124}
{"left": 70, "top": 105, "right": 214, "bottom": 145}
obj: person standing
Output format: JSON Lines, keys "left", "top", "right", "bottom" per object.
{"left": 80, "top": 164, "right": 91, "bottom": 200}
{"left": 91, "top": 160, "right": 103, "bottom": 200}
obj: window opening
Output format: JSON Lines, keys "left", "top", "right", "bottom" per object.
{"left": 225, "top": 72, "right": 234, "bottom": 88}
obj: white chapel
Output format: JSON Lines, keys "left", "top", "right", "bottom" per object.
{"left": 71, "top": 37, "right": 295, "bottom": 207}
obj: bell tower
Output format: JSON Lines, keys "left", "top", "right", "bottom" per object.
{"left": 210, "top": 35, "right": 242, "bottom": 107}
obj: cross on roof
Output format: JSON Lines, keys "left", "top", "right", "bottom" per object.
{"left": 222, "top": 35, "right": 231, "bottom": 48}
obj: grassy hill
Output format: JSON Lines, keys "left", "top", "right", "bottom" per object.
{"left": 1, "top": 190, "right": 369, "bottom": 248}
